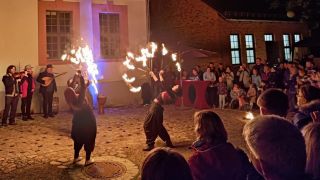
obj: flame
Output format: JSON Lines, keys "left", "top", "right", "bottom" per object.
{"left": 122, "top": 73, "right": 136, "bottom": 83}
{"left": 176, "top": 62, "right": 181, "bottom": 72}
{"left": 123, "top": 57, "right": 135, "bottom": 70}
{"left": 129, "top": 86, "right": 141, "bottom": 93}
{"left": 171, "top": 53, "right": 177, "bottom": 62}
{"left": 61, "top": 45, "right": 99, "bottom": 94}
{"left": 127, "top": 52, "right": 135, "bottom": 59}
{"left": 245, "top": 112, "right": 254, "bottom": 120}
{"left": 162, "top": 43, "right": 168, "bottom": 56}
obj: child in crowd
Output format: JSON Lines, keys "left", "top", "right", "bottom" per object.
{"left": 246, "top": 83, "right": 257, "bottom": 110}
{"left": 216, "top": 76, "right": 227, "bottom": 109}
{"left": 230, "top": 84, "right": 245, "bottom": 109}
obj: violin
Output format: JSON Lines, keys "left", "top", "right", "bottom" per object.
{"left": 13, "top": 71, "right": 27, "bottom": 79}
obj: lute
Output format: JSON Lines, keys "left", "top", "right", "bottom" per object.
{"left": 41, "top": 72, "right": 67, "bottom": 87}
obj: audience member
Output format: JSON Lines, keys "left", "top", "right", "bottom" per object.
{"left": 189, "top": 68, "right": 200, "bottom": 81}
{"left": 293, "top": 84, "right": 320, "bottom": 130}
{"left": 257, "top": 88, "right": 289, "bottom": 117}
{"left": 189, "top": 110, "right": 248, "bottom": 180}
{"left": 216, "top": 77, "right": 227, "bottom": 109}
{"left": 243, "top": 115, "right": 309, "bottom": 180}
{"left": 141, "top": 147, "right": 193, "bottom": 180}
{"left": 223, "top": 66, "right": 234, "bottom": 91}
{"left": 302, "top": 123, "right": 320, "bottom": 180}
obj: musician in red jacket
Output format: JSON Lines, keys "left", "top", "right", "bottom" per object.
{"left": 20, "top": 65, "right": 35, "bottom": 120}
{"left": 36, "top": 64, "right": 57, "bottom": 119}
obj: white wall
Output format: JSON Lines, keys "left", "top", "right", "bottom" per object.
{"left": 0, "top": 0, "right": 38, "bottom": 112}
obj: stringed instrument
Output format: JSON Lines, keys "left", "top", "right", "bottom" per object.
{"left": 41, "top": 72, "right": 67, "bottom": 87}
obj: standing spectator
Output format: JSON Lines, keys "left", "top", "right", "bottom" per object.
{"left": 286, "top": 66, "right": 298, "bottom": 112}
{"left": 247, "top": 83, "right": 257, "bottom": 110}
{"left": 302, "top": 123, "right": 320, "bottom": 180}
{"left": 305, "top": 60, "right": 316, "bottom": 75}
{"left": 251, "top": 68, "right": 261, "bottom": 89}
{"left": 223, "top": 66, "right": 234, "bottom": 91}
{"left": 36, "top": 64, "right": 57, "bottom": 119}
{"left": 277, "top": 62, "right": 286, "bottom": 89}
{"left": 261, "top": 65, "right": 271, "bottom": 89}
{"left": 230, "top": 84, "right": 245, "bottom": 109}
{"left": 216, "top": 77, "right": 227, "bottom": 109}
{"left": 252, "top": 57, "right": 264, "bottom": 75}
{"left": 189, "top": 110, "right": 247, "bottom": 180}
{"left": 216, "top": 63, "right": 225, "bottom": 77}
{"left": 237, "top": 64, "right": 250, "bottom": 90}
{"left": 195, "top": 65, "right": 204, "bottom": 81}
{"left": 297, "top": 68, "right": 310, "bottom": 88}
{"left": 203, "top": 67, "right": 216, "bottom": 82}
{"left": 243, "top": 115, "right": 309, "bottom": 180}
{"left": 142, "top": 148, "right": 192, "bottom": 180}
{"left": 189, "top": 68, "right": 200, "bottom": 81}
{"left": 257, "top": 88, "right": 289, "bottom": 117}
{"left": 2, "top": 65, "right": 20, "bottom": 126}
{"left": 209, "top": 62, "right": 215, "bottom": 73}
{"left": 203, "top": 67, "right": 217, "bottom": 108}
{"left": 181, "top": 70, "right": 189, "bottom": 80}
{"left": 20, "top": 65, "right": 35, "bottom": 121}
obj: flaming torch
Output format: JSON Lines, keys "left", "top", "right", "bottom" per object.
{"left": 161, "top": 43, "right": 168, "bottom": 68}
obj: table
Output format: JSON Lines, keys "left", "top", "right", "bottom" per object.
{"left": 176, "top": 80, "right": 211, "bottom": 109}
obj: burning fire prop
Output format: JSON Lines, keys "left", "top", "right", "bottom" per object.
{"left": 245, "top": 112, "right": 254, "bottom": 120}
{"left": 61, "top": 44, "right": 99, "bottom": 95}
{"left": 122, "top": 42, "right": 182, "bottom": 93}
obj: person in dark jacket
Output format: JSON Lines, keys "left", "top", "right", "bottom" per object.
{"left": 64, "top": 74, "right": 96, "bottom": 166}
{"left": 143, "top": 70, "right": 182, "bottom": 151}
{"left": 36, "top": 64, "right": 57, "bottom": 118}
{"left": 2, "top": 65, "right": 20, "bottom": 126}
{"left": 293, "top": 84, "right": 320, "bottom": 130}
{"left": 20, "top": 65, "right": 35, "bottom": 121}
{"left": 189, "top": 110, "right": 261, "bottom": 180}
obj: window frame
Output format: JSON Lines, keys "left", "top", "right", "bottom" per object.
{"left": 245, "top": 34, "right": 256, "bottom": 64}
{"left": 99, "top": 12, "right": 121, "bottom": 59}
{"left": 294, "top": 33, "right": 301, "bottom": 43}
{"left": 230, "top": 34, "right": 241, "bottom": 65}
{"left": 283, "top": 34, "right": 291, "bottom": 61}
{"left": 46, "top": 10, "right": 72, "bottom": 60}
{"left": 264, "top": 34, "right": 274, "bottom": 42}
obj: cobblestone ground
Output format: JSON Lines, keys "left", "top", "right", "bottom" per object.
{"left": 0, "top": 106, "right": 250, "bottom": 179}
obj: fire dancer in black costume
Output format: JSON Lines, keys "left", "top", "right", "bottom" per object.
{"left": 143, "top": 70, "right": 182, "bottom": 151}
{"left": 64, "top": 73, "right": 96, "bottom": 166}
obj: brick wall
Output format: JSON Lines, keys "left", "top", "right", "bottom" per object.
{"left": 150, "top": 0, "right": 309, "bottom": 66}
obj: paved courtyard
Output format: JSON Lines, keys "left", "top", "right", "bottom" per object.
{"left": 0, "top": 106, "right": 250, "bottom": 179}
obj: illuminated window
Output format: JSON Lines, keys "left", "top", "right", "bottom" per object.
{"left": 99, "top": 13, "right": 120, "bottom": 58}
{"left": 46, "top": 11, "right": 72, "bottom": 59}
{"left": 294, "top": 34, "right": 301, "bottom": 43}
{"left": 245, "top": 34, "right": 256, "bottom": 64}
{"left": 230, "top": 34, "right": 241, "bottom": 65}
{"left": 264, "top": 34, "right": 273, "bottom": 41}
{"left": 283, "top": 34, "right": 291, "bottom": 61}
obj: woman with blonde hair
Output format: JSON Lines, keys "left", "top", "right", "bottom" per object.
{"left": 188, "top": 110, "right": 260, "bottom": 180}
{"left": 302, "top": 123, "right": 320, "bottom": 180}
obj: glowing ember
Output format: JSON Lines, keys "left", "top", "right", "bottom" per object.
{"left": 245, "top": 112, "right": 254, "bottom": 120}
{"left": 171, "top": 53, "right": 177, "bottom": 62}
{"left": 123, "top": 57, "right": 135, "bottom": 70}
{"left": 162, "top": 43, "right": 168, "bottom": 56}
{"left": 176, "top": 62, "right": 181, "bottom": 72}
{"left": 61, "top": 45, "right": 99, "bottom": 95}
{"left": 129, "top": 86, "right": 141, "bottom": 93}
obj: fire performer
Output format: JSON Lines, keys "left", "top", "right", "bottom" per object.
{"left": 143, "top": 70, "right": 182, "bottom": 151}
{"left": 64, "top": 73, "right": 96, "bottom": 166}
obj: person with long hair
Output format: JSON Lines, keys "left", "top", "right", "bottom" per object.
{"left": 188, "top": 110, "right": 254, "bottom": 180}
{"left": 141, "top": 148, "right": 192, "bottom": 180}
{"left": 302, "top": 123, "right": 320, "bottom": 180}
{"left": 20, "top": 65, "right": 35, "bottom": 121}
{"left": 2, "top": 65, "right": 20, "bottom": 126}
